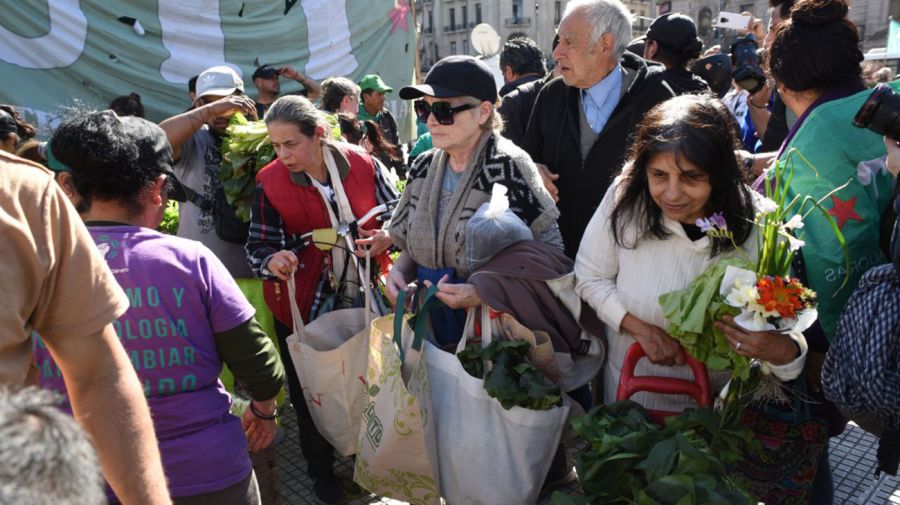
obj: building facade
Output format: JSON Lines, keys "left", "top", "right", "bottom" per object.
{"left": 415, "top": 0, "right": 658, "bottom": 70}
{"left": 658, "top": 0, "right": 892, "bottom": 53}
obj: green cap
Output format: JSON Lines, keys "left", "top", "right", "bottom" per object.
{"left": 358, "top": 74, "right": 393, "bottom": 93}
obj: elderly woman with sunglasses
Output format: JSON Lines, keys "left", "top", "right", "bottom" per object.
{"left": 387, "top": 55, "right": 561, "bottom": 346}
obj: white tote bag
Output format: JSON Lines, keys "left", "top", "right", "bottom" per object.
{"left": 285, "top": 253, "right": 377, "bottom": 456}
{"left": 423, "top": 306, "right": 570, "bottom": 505}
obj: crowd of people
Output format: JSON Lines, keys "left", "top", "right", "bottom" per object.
{"left": 1, "top": 0, "right": 898, "bottom": 503}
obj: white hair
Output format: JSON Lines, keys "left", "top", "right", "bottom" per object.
{"left": 562, "top": 0, "right": 634, "bottom": 59}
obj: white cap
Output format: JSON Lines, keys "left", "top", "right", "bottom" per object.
{"left": 195, "top": 65, "right": 245, "bottom": 100}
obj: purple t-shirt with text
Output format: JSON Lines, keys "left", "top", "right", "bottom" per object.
{"left": 33, "top": 225, "right": 255, "bottom": 498}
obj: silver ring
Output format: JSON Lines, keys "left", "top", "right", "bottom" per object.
{"left": 736, "top": 341, "right": 742, "bottom": 351}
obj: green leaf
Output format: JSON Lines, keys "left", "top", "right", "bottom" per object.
{"left": 637, "top": 438, "right": 678, "bottom": 482}
{"left": 643, "top": 475, "right": 693, "bottom": 504}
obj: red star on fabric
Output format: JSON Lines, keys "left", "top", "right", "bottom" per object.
{"left": 827, "top": 195, "right": 863, "bottom": 230}
{"left": 388, "top": 1, "right": 411, "bottom": 34}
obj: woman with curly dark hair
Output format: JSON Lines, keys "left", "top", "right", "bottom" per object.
{"left": 575, "top": 94, "right": 805, "bottom": 411}
{"left": 37, "top": 110, "right": 285, "bottom": 505}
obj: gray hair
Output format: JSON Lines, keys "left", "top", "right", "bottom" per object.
{"left": 264, "top": 95, "right": 327, "bottom": 137}
{"left": 320, "top": 77, "right": 360, "bottom": 113}
{"left": 0, "top": 387, "right": 105, "bottom": 505}
{"left": 563, "top": 0, "right": 634, "bottom": 59}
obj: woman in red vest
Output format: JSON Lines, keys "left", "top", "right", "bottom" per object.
{"left": 245, "top": 95, "right": 397, "bottom": 504}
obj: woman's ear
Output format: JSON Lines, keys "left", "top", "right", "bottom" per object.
{"left": 478, "top": 101, "right": 492, "bottom": 126}
{"left": 340, "top": 94, "right": 353, "bottom": 111}
{"left": 146, "top": 175, "right": 167, "bottom": 207}
{"left": 56, "top": 172, "right": 79, "bottom": 200}
{"left": 315, "top": 124, "right": 328, "bottom": 142}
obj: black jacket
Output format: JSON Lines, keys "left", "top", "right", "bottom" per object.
{"left": 523, "top": 52, "right": 675, "bottom": 257}
{"left": 660, "top": 68, "right": 709, "bottom": 96}
{"left": 499, "top": 74, "right": 543, "bottom": 97}
{"left": 499, "top": 74, "right": 551, "bottom": 148}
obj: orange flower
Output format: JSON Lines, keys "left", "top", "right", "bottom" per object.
{"left": 756, "top": 276, "right": 804, "bottom": 319}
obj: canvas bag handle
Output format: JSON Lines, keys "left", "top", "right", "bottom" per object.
{"left": 285, "top": 248, "right": 373, "bottom": 335}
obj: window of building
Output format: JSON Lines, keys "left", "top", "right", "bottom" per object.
{"left": 463, "top": 39, "right": 470, "bottom": 54}
{"left": 428, "top": 10, "right": 433, "bottom": 32}
{"left": 554, "top": 1, "right": 562, "bottom": 24}
{"left": 512, "top": 0, "right": 523, "bottom": 21}
{"left": 449, "top": 7, "right": 456, "bottom": 30}
{"left": 451, "top": 41, "right": 457, "bottom": 55}
{"left": 892, "top": 0, "right": 900, "bottom": 20}
{"left": 476, "top": 3, "right": 482, "bottom": 24}
{"left": 462, "top": 5, "right": 468, "bottom": 27}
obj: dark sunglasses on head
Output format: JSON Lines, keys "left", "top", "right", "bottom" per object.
{"left": 414, "top": 100, "right": 477, "bottom": 125}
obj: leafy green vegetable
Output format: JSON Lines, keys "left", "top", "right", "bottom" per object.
{"left": 458, "top": 340, "right": 562, "bottom": 411}
{"left": 158, "top": 200, "right": 179, "bottom": 235}
{"left": 658, "top": 258, "right": 752, "bottom": 380}
{"left": 552, "top": 401, "right": 757, "bottom": 505}
{"left": 219, "top": 113, "right": 275, "bottom": 222}
{"left": 322, "top": 112, "right": 344, "bottom": 141}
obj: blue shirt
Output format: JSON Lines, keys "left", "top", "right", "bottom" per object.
{"left": 581, "top": 65, "right": 624, "bottom": 134}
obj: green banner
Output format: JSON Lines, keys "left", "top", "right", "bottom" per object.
{"left": 0, "top": 0, "right": 417, "bottom": 141}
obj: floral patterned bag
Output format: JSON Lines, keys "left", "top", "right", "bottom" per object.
{"left": 732, "top": 377, "right": 829, "bottom": 505}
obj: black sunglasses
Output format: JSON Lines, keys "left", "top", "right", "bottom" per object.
{"left": 414, "top": 100, "right": 477, "bottom": 125}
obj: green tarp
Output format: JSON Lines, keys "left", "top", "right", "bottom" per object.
{"left": 0, "top": 0, "right": 417, "bottom": 140}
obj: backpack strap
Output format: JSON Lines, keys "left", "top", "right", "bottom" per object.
{"left": 182, "top": 184, "right": 213, "bottom": 212}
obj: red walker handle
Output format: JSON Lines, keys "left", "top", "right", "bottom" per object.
{"left": 616, "top": 343, "right": 711, "bottom": 425}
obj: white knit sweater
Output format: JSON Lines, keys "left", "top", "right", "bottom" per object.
{"left": 575, "top": 181, "right": 805, "bottom": 413}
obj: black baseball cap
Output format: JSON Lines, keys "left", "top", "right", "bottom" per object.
{"left": 47, "top": 111, "right": 188, "bottom": 203}
{"left": 400, "top": 55, "right": 498, "bottom": 103}
{"left": 252, "top": 64, "right": 278, "bottom": 80}
{"left": 646, "top": 13, "right": 699, "bottom": 51}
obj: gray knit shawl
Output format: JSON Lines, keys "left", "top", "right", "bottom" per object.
{"left": 389, "top": 131, "right": 559, "bottom": 278}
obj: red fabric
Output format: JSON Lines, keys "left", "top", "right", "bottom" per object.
{"left": 256, "top": 145, "right": 384, "bottom": 327}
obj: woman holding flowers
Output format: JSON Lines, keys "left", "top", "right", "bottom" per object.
{"left": 574, "top": 94, "right": 806, "bottom": 413}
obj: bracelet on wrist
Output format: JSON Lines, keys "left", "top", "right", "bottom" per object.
{"left": 249, "top": 401, "right": 278, "bottom": 420}
{"left": 749, "top": 99, "right": 767, "bottom": 109}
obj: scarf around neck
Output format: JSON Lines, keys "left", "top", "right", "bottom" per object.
{"left": 389, "top": 131, "right": 558, "bottom": 278}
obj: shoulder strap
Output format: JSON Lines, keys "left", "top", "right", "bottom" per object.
{"left": 182, "top": 184, "right": 213, "bottom": 211}
{"left": 322, "top": 145, "right": 356, "bottom": 225}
